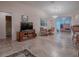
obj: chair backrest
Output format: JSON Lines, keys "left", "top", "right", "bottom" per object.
{"left": 72, "top": 26, "right": 79, "bottom": 32}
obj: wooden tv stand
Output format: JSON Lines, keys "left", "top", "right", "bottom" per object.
{"left": 17, "top": 29, "right": 36, "bottom": 42}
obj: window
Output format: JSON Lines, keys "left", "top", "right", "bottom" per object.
{"left": 40, "top": 18, "right": 47, "bottom": 27}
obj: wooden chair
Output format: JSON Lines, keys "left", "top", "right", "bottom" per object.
{"left": 72, "top": 26, "right": 79, "bottom": 40}
{"left": 75, "top": 34, "right": 79, "bottom": 45}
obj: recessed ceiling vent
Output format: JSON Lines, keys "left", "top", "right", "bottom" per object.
{"left": 50, "top": 1, "right": 55, "bottom": 4}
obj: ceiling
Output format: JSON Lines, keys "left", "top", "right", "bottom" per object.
{"left": 11, "top": 1, "right": 79, "bottom": 16}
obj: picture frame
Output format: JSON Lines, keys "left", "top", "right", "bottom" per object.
{"left": 21, "top": 15, "right": 28, "bottom": 22}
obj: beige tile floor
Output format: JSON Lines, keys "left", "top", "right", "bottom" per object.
{"left": 0, "top": 32, "right": 78, "bottom": 57}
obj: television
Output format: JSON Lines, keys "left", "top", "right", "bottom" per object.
{"left": 20, "top": 22, "right": 33, "bottom": 31}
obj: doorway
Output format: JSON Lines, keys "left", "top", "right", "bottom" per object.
{"left": 55, "top": 16, "right": 72, "bottom": 32}
{"left": 6, "top": 16, "right": 12, "bottom": 40}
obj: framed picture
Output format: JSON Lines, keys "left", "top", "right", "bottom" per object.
{"left": 21, "top": 15, "right": 28, "bottom": 22}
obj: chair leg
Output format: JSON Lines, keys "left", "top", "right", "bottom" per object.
{"left": 72, "top": 32, "right": 76, "bottom": 40}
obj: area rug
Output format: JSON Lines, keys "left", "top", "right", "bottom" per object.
{"left": 6, "top": 49, "right": 35, "bottom": 57}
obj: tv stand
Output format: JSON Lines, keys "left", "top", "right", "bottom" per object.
{"left": 17, "top": 29, "right": 37, "bottom": 42}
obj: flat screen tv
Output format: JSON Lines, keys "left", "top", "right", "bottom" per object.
{"left": 20, "top": 22, "right": 33, "bottom": 31}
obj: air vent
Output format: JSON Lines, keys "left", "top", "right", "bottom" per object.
{"left": 50, "top": 1, "right": 55, "bottom": 4}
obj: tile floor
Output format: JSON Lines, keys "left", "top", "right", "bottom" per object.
{"left": 0, "top": 32, "right": 78, "bottom": 57}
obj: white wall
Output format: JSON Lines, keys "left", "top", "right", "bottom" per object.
{"left": 0, "top": 2, "right": 48, "bottom": 40}
{"left": 72, "top": 15, "right": 79, "bottom": 26}
{"left": 0, "top": 13, "right": 6, "bottom": 39}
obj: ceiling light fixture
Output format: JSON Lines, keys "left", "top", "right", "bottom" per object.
{"left": 52, "top": 16, "right": 58, "bottom": 19}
